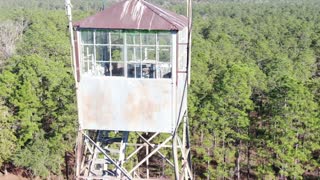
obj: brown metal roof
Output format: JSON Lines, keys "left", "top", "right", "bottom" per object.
{"left": 74, "top": 0, "right": 188, "bottom": 31}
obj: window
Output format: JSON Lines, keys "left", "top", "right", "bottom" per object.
{"left": 80, "top": 30, "right": 172, "bottom": 79}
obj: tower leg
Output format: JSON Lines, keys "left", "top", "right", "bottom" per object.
{"left": 173, "top": 133, "right": 180, "bottom": 180}
{"left": 75, "top": 127, "right": 192, "bottom": 179}
{"left": 174, "top": 113, "right": 193, "bottom": 180}
{"left": 117, "top": 131, "right": 129, "bottom": 177}
{"left": 75, "top": 130, "right": 132, "bottom": 179}
{"left": 75, "top": 131, "right": 83, "bottom": 178}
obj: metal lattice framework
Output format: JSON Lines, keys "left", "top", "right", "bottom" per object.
{"left": 65, "top": 0, "right": 193, "bottom": 179}
{"left": 75, "top": 114, "right": 192, "bottom": 179}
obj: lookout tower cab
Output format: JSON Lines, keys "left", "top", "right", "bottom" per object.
{"left": 73, "top": 0, "right": 189, "bottom": 133}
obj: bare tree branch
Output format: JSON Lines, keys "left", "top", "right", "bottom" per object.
{"left": 0, "top": 18, "right": 28, "bottom": 65}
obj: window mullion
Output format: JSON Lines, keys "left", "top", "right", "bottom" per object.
{"left": 93, "top": 30, "right": 97, "bottom": 75}
{"left": 124, "top": 32, "right": 127, "bottom": 78}
{"left": 140, "top": 32, "right": 142, "bottom": 79}
{"left": 109, "top": 31, "right": 112, "bottom": 76}
{"left": 156, "top": 32, "right": 159, "bottom": 79}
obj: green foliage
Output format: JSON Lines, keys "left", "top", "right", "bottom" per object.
{"left": 0, "top": 10, "right": 77, "bottom": 178}
{"left": 189, "top": 0, "right": 320, "bottom": 179}
{"left": 13, "top": 132, "right": 63, "bottom": 177}
{"left": 0, "top": 53, "right": 76, "bottom": 177}
{"left": 265, "top": 77, "right": 319, "bottom": 178}
{"left": 0, "top": 99, "right": 17, "bottom": 167}
{"left": 0, "top": 0, "right": 320, "bottom": 179}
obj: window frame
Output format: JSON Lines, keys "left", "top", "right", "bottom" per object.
{"left": 79, "top": 29, "right": 173, "bottom": 79}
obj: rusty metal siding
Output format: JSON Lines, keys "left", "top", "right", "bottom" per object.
{"left": 78, "top": 77, "right": 173, "bottom": 133}
{"left": 73, "top": 0, "right": 187, "bottom": 31}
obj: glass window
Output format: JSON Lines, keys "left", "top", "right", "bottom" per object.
{"left": 158, "top": 33, "right": 171, "bottom": 45}
{"left": 127, "top": 32, "right": 140, "bottom": 45}
{"left": 80, "top": 30, "right": 172, "bottom": 79}
{"left": 141, "top": 32, "right": 156, "bottom": 45}
{"left": 128, "top": 63, "right": 141, "bottom": 78}
{"left": 81, "top": 31, "right": 93, "bottom": 44}
{"left": 127, "top": 47, "right": 141, "bottom": 62}
{"left": 158, "top": 63, "right": 172, "bottom": 78}
{"left": 82, "top": 45, "right": 94, "bottom": 60}
{"left": 111, "top": 62, "right": 124, "bottom": 76}
{"left": 111, "top": 31, "right": 124, "bottom": 44}
{"left": 159, "top": 47, "right": 171, "bottom": 62}
{"left": 141, "top": 63, "right": 156, "bottom": 79}
{"left": 96, "top": 62, "right": 110, "bottom": 76}
{"left": 142, "top": 46, "right": 156, "bottom": 61}
{"left": 96, "top": 31, "right": 109, "bottom": 44}
{"left": 96, "top": 46, "right": 109, "bottom": 61}
{"left": 82, "top": 61, "right": 93, "bottom": 74}
{"left": 111, "top": 46, "right": 124, "bottom": 62}
{"left": 81, "top": 45, "right": 94, "bottom": 74}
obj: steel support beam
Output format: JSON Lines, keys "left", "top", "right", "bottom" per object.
{"left": 137, "top": 133, "right": 175, "bottom": 167}
{"left": 80, "top": 131, "right": 132, "bottom": 179}
{"left": 129, "top": 136, "right": 172, "bottom": 174}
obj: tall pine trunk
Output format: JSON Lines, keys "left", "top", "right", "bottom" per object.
{"left": 235, "top": 140, "right": 241, "bottom": 180}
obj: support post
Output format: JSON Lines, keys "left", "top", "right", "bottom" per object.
{"left": 129, "top": 136, "right": 172, "bottom": 174}
{"left": 117, "top": 131, "right": 129, "bottom": 177}
{"left": 65, "top": 0, "right": 78, "bottom": 86}
{"left": 173, "top": 134, "right": 180, "bottom": 180}
{"left": 75, "top": 131, "right": 83, "bottom": 178}
{"left": 81, "top": 131, "right": 133, "bottom": 179}
{"left": 146, "top": 144, "right": 149, "bottom": 179}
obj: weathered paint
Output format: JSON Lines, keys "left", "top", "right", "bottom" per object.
{"left": 75, "top": 29, "right": 189, "bottom": 133}
{"left": 74, "top": 1, "right": 189, "bottom": 133}
{"left": 176, "top": 27, "right": 188, "bottom": 125}
{"left": 74, "top": 31, "right": 80, "bottom": 82}
{"left": 73, "top": 0, "right": 187, "bottom": 31}
{"left": 78, "top": 77, "right": 173, "bottom": 133}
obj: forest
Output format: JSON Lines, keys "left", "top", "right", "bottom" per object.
{"left": 0, "top": 0, "right": 320, "bottom": 179}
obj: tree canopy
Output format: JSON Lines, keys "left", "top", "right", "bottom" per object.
{"left": 0, "top": 0, "right": 319, "bottom": 179}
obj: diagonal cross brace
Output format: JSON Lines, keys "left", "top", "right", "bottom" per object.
{"left": 137, "top": 133, "right": 174, "bottom": 167}
{"left": 129, "top": 136, "right": 172, "bottom": 174}
{"left": 125, "top": 132, "right": 159, "bottom": 162}
{"left": 80, "top": 131, "right": 133, "bottom": 180}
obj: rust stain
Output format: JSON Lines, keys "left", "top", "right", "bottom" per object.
{"left": 79, "top": 78, "right": 173, "bottom": 132}
{"left": 124, "top": 81, "right": 161, "bottom": 128}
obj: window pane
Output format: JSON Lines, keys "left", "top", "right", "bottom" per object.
{"left": 158, "top": 63, "right": 171, "bottom": 78}
{"left": 81, "top": 31, "right": 93, "bottom": 44}
{"left": 142, "top": 63, "right": 156, "bottom": 79}
{"left": 158, "top": 33, "right": 171, "bottom": 45}
{"left": 96, "top": 46, "right": 109, "bottom": 61}
{"left": 127, "top": 47, "right": 141, "bottom": 62}
{"left": 141, "top": 32, "right": 156, "bottom": 45}
{"left": 82, "top": 61, "right": 93, "bottom": 74}
{"left": 111, "top": 63, "right": 124, "bottom": 76}
{"left": 159, "top": 47, "right": 171, "bottom": 62}
{"left": 96, "top": 62, "right": 110, "bottom": 76}
{"left": 111, "top": 46, "right": 124, "bottom": 62}
{"left": 111, "top": 31, "right": 124, "bottom": 44}
{"left": 82, "top": 45, "right": 94, "bottom": 61}
{"left": 128, "top": 63, "right": 141, "bottom": 78}
{"left": 96, "top": 31, "right": 109, "bottom": 44}
{"left": 142, "top": 46, "right": 156, "bottom": 61}
{"left": 127, "top": 32, "right": 140, "bottom": 45}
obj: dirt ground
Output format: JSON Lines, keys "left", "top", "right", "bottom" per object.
{"left": 0, "top": 174, "right": 28, "bottom": 180}
{"left": 0, "top": 174, "right": 64, "bottom": 180}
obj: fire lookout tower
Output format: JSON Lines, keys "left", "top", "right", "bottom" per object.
{"left": 66, "top": 0, "right": 193, "bottom": 179}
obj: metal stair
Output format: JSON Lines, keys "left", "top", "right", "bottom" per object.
{"left": 88, "top": 131, "right": 129, "bottom": 178}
